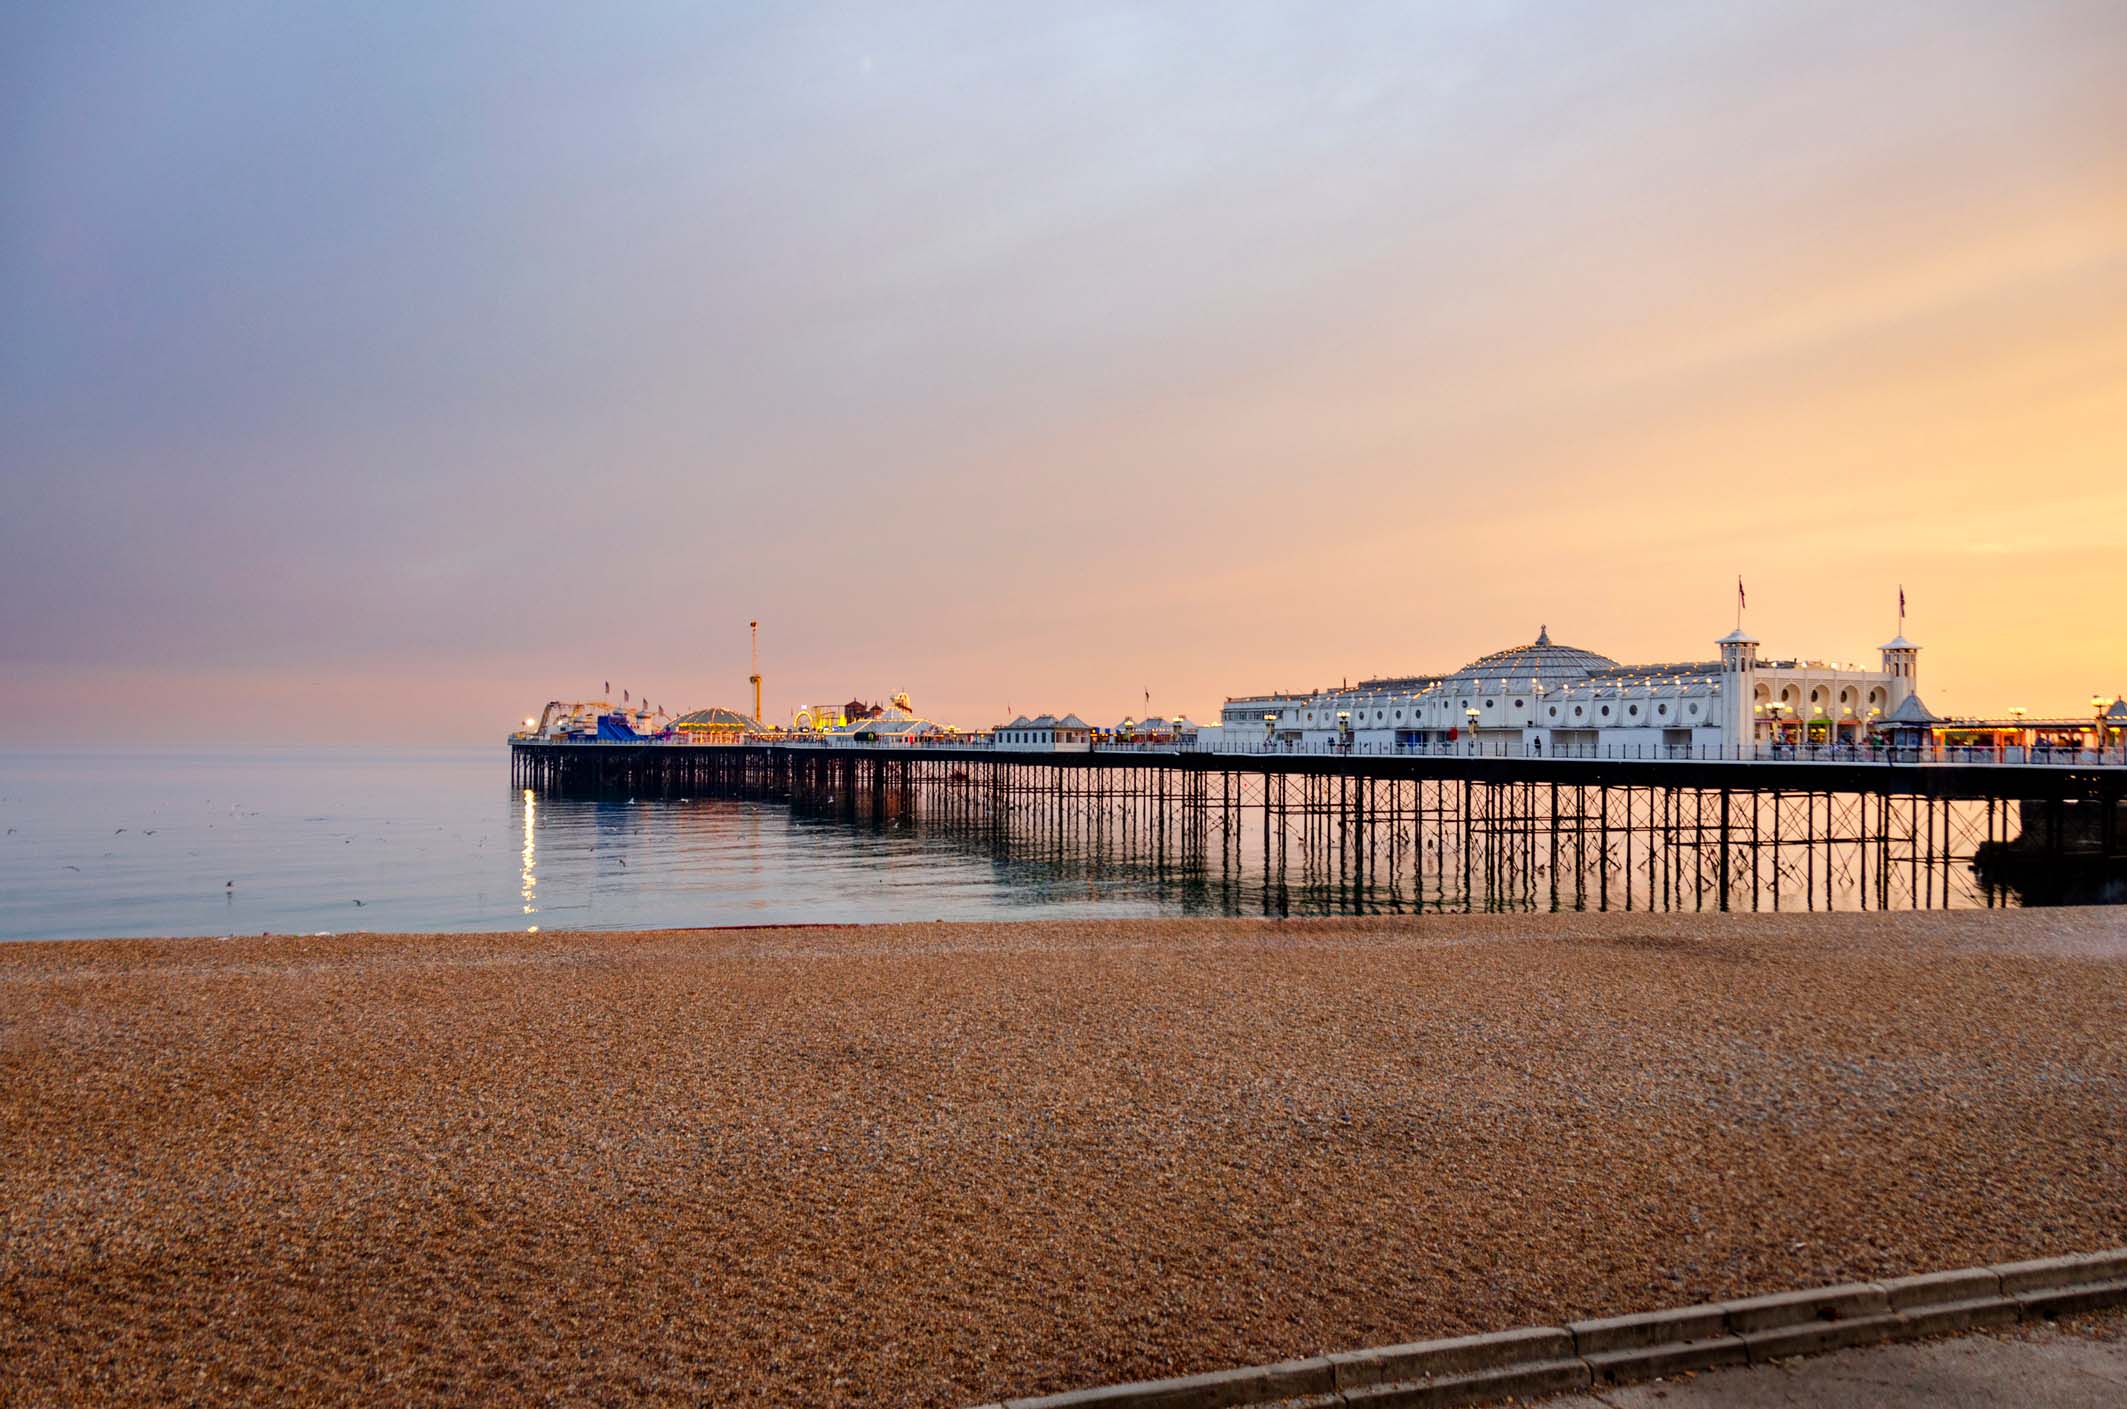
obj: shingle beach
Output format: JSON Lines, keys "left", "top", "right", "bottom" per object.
{"left": 4, "top": 909, "right": 2125, "bottom": 1406}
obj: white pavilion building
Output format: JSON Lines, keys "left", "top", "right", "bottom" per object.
{"left": 1218, "top": 626, "right": 1921, "bottom": 755}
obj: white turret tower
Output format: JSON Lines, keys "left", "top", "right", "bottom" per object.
{"left": 1717, "top": 628, "right": 1759, "bottom": 749}
{"left": 1880, "top": 634, "right": 1919, "bottom": 714}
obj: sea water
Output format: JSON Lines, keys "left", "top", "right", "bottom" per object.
{"left": 0, "top": 748, "right": 1179, "bottom": 941}
{"left": 4, "top": 747, "right": 2092, "bottom": 941}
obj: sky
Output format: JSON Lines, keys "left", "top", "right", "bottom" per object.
{"left": 4, "top": 1, "right": 2125, "bottom": 743}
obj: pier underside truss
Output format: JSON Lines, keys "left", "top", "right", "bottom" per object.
{"left": 511, "top": 745, "right": 2126, "bottom": 914}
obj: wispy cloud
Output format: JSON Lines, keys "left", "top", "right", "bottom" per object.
{"left": 3, "top": 1, "right": 2123, "bottom": 740}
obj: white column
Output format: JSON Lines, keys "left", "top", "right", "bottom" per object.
{"left": 1717, "top": 630, "right": 1759, "bottom": 753}
{"left": 1880, "top": 638, "right": 1919, "bottom": 713}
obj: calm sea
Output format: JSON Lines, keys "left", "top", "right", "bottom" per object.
{"left": 0, "top": 748, "right": 1188, "bottom": 942}
{"left": 5, "top": 747, "right": 2101, "bottom": 942}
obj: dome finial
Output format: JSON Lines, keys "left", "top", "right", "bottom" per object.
{"left": 1536, "top": 624, "right": 1550, "bottom": 646}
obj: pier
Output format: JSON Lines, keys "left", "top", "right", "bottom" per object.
{"left": 510, "top": 742, "right": 2127, "bottom": 913}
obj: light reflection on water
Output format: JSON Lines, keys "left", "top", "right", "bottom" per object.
{"left": 0, "top": 748, "right": 1175, "bottom": 942}
{"left": 521, "top": 788, "right": 537, "bottom": 926}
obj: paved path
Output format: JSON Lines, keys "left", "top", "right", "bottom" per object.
{"left": 1545, "top": 1314, "right": 2127, "bottom": 1407}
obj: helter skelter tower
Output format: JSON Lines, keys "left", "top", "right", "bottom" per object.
{"left": 749, "top": 621, "right": 763, "bottom": 723}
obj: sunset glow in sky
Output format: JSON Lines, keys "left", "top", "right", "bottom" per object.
{"left": 5, "top": 2, "right": 2124, "bottom": 741}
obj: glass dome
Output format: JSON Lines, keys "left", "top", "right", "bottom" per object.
{"left": 1441, "top": 626, "right": 1618, "bottom": 689}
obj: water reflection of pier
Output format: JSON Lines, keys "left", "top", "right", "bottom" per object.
{"left": 510, "top": 745, "right": 2127, "bottom": 913}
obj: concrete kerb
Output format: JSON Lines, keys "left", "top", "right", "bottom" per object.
{"left": 1998, "top": 1249, "right": 2127, "bottom": 1322}
{"left": 975, "top": 1249, "right": 2127, "bottom": 1409}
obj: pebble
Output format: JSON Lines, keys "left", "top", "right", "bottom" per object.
{"left": 1, "top": 907, "right": 2123, "bottom": 1406}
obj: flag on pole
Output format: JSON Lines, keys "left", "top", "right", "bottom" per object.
{"left": 1899, "top": 585, "right": 1906, "bottom": 622}
{"left": 1738, "top": 576, "right": 1746, "bottom": 610}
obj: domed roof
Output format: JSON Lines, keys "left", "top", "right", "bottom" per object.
{"left": 1443, "top": 626, "right": 1619, "bottom": 688}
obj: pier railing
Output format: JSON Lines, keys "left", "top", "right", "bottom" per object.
{"left": 1205, "top": 740, "right": 2127, "bottom": 768}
